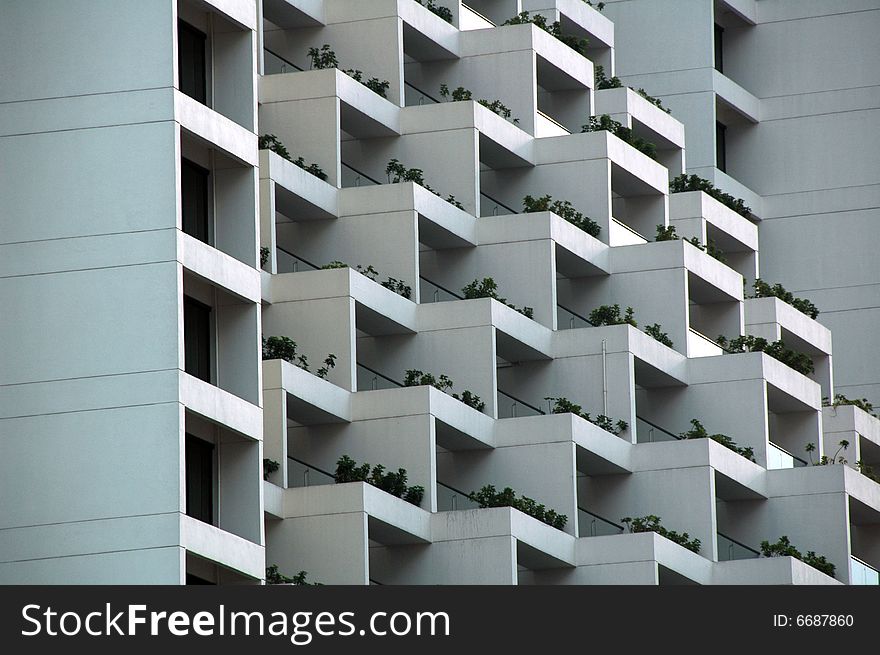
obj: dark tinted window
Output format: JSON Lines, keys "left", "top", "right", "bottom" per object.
{"left": 184, "top": 295, "right": 211, "bottom": 382}
{"left": 185, "top": 434, "right": 215, "bottom": 525}
{"left": 178, "top": 20, "right": 207, "bottom": 103}
{"left": 716, "top": 121, "right": 727, "bottom": 172}
{"left": 181, "top": 159, "right": 209, "bottom": 243}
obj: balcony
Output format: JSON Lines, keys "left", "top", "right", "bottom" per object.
{"left": 766, "top": 441, "right": 808, "bottom": 470}
{"left": 717, "top": 532, "right": 760, "bottom": 561}
{"left": 497, "top": 389, "right": 547, "bottom": 419}
{"left": 578, "top": 508, "right": 624, "bottom": 538}
{"left": 436, "top": 481, "right": 480, "bottom": 511}
{"left": 850, "top": 556, "right": 880, "bottom": 585}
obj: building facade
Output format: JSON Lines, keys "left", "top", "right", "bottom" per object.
{"left": 0, "top": 0, "right": 878, "bottom": 585}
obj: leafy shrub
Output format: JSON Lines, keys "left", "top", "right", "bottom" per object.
{"left": 470, "top": 484, "right": 568, "bottom": 530}
{"left": 462, "top": 277, "right": 534, "bottom": 319}
{"left": 805, "top": 440, "right": 850, "bottom": 466}
{"left": 258, "top": 134, "right": 292, "bottom": 160}
{"left": 385, "top": 158, "right": 463, "bottom": 208}
{"left": 584, "top": 1, "right": 605, "bottom": 10}
{"left": 334, "top": 455, "right": 424, "bottom": 506}
{"left": 266, "top": 564, "right": 321, "bottom": 585}
{"left": 404, "top": 369, "right": 453, "bottom": 392}
{"left": 589, "top": 304, "right": 637, "bottom": 327}
{"left": 621, "top": 515, "right": 701, "bottom": 553}
{"left": 685, "top": 236, "right": 726, "bottom": 263}
{"left": 750, "top": 279, "right": 819, "bottom": 319}
{"left": 306, "top": 45, "right": 390, "bottom": 98}
{"left": 414, "top": 0, "right": 453, "bottom": 22}
{"left": 582, "top": 114, "right": 657, "bottom": 159}
{"left": 452, "top": 390, "right": 486, "bottom": 411}
{"left": 343, "top": 69, "right": 390, "bottom": 97}
{"left": 644, "top": 323, "right": 674, "bottom": 347}
{"left": 320, "top": 260, "right": 413, "bottom": 299}
{"left": 263, "top": 458, "right": 279, "bottom": 481}
{"left": 759, "top": 536, "right": 835, "bottom": 578}
{"left": 522, "top": 194, "right": 600, "bottom": 237}
{"left": 261, "top": 336, "right": 337, "bottom": 379}
{"left": 680, "top": 419, "right": 755, "bottom": 461}
{"left": 292, "top": 157, "right": 328, "bottom": 180}
{"left": 260, "top": 247, "right": 270, "bottom": 268}
{"left": 716, "top": 335, "right": 815, "bottom": 376}
{"left": 670, "top": 174, "right": 751, "bottom": 218}
{"left": 655, "top": 224, "right": 678, "bottom": 241}
{"left": 502, "top": 12, "right": 589, "bottom": 57}
{"left": 634, "top": 88, "right": 670, "bottom": 113}
{"left": 823, "top": 394, "right": 875, "bottom": 417}
{"left": 439, "top": 84, "right": 519, "bottom": 123}
{"left": 857, "top": 461, "right": 879, "bottom": 483}
{"left": 594, "top": 64, "right": 622, "bottom": 90}
{"left": 545, "top": 396, "right": 628, "bottom": 436}
{"left": 381, "top": 277, "right": 413, "bottom": 299}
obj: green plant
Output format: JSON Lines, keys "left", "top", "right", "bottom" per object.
{"left": 414, "top": 0, "right": 453, "bottom": 23}
{"left": 381, "top": 276, "right": 413, "bottom": 299}
{"left": 805, "top": 439, "right": 850, "bottom": 466}
{"left": 594, "top": 64, "right": 622, "bottom": 90}
{"left": 266, "top": 565, "right": 321, "bottom": 586}
{"left": 823, "top": 393, "right": 876, "bottom": 417}
{"left": 461, "top": 277, "right": 534, "bottom": 319}
{"left": 258, "top": 134, "right": 292, "bottom": 161}
{"left": 680, "top": 419, "right": 755, "bottom": 462}
{"left": 334, "top": 455, "right": 424, "bottom": 506}
{"left": 261, "top": 336, "right": 336, "bottom": 378}
{"left": 439, "top": 84, "right": 519, "bottom": 123}
{"left": 633, "top": 87, "right": 670, "bottom": 113}
{"left": 589, "top": 304, "right": 637, "bottom": 327}
{"left": 307, "top": 44, "right": 338, "bottom": 70}
{"left": 502, "top": 12, "right": 589, "bottom": 57}
{"left": 545, "top": 396, "right": 628, "bottom": 436}
{"left": 716, "top": 335, "right": 815, "bottom": 376}
{"left": 292, "top": 156, "right": 328, "bottom": 181}
{"left": 654, "top": 224, "right": 678, "bottom": 241}
{"left": 621, "top": 515, "right": 701, "bottom": 553}
{"left": 644, "top": 323, "right": 674, "bottom": 348}
{"left": 404, "top": 369, "right": 454, "bottom": 392}
{"left": 321, "top": 260, "right": 348, "bottom": 269}
{"left": 685, "top": 235, "right": 727, "bottom": 263}
{"left": 263, "top": 458, "right": 279, "bottom": 481}
{"left": 584, "top": 1, "right": 605, "bottom": 10}
{"left": 582, "top": 114, "right": 657, "bottom": 159}
{"left": 343, "top": 69, "right": 390, "bottom": 98}
{"left": 856, "top": 461, "right": 879, "bottom": 483}
{"left": 750, "top": 279, "right": 820, "bottom": 319}
{"left": 385, "top": 158, "right": 463, "bottom": 208}
{"left": 470, "top": 484, "right": 568, "bottom": 530}
{"left": 260, "top": 247, "right": 270, "bottom": 268}
{"left": 320, "top": 260, "right": 413, "bottom": 299}
{"left": 759, "top": 536, "right": 835, "bottom": 578}
{"left": 452, "top": 390, "right": 486, "bottom": 412}
{"left": 522, "top": 194, "right": 600, "bottom": 237}
{"left": 670, "top": 174, "right": 751, "bottom": 218}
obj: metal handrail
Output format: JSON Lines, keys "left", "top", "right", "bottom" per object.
{"left": 461, "top": 3, "right": 496, "bottom": 26}
{"left": 419, "top": 276, "right": 464, "bottom": 301}
{"left": 768, "top": 441, "right": 808, "bottom": 467}
{"left": 479, "top": 191, "right": 517, "bottom": 216}
{"left": 286, "top": 455, "right": 336, "bottom": 488}
{"left": 557, "top": 304, "right": 597, "bottom": 328}
{"left": 341, "top": 161, "right": 382, "bottom": 186}
{"left": 610, "top": 216, "right": 648, "bottom": 241}
{"left": 536, "top": 109, "right": 571, "bottom": 134}
{"left": 577, "top": 507, "right": 625, "bottom": 536}
{"left": 404, "top": 80, "right": 441, "bottom": 105}
{"left": 356, "top": 363, "right": 404, "bottom": 389}
{"left": 264, "top": 48, "right": 304, "bottom": 73}
{"left": 497, "top": 389, "right": 546, "bottom": 416}
{"left": 717, "top": 531, "right": 760, "bottom": 558}
{"left": 275, "top": 246, "right": 321, "bottom": 271}
{"left": 688, "top": 326, "right": 724, "bottom": 348}
{"left": 636, "top": 415, "right": 682, "bottom": 441}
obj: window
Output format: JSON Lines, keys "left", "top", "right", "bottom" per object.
{"left": 184, "top": 295, "right": 212, "bottom": 382}
{"left": 716, "top": 121, "right": 727, "bottom": 172}
{"left": 714, "top": 24, "right": 724, "bottom": 73}
{"left": 185, "top": 434, "right": 215, "bottom": 525}
{"left": 178, "top": 20, "right": 207, "bottom": 103}
{"left": 181, "top": 158, "right": 210, "bottom": 243}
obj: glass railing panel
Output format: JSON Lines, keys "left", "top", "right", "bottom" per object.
{"left": 766, "top": 442, "right": 795, "bottom": 470}
{"left": 436, "top": 482, "right": 481, "bottom": 512}
{"left": 578, "top": 508, "right": 625, "bottom": 537}
{"left": 356, "top": 364, "right": 403, "bottom": 392}
{"left": 419, "top": 277, "right": 463, "bottom": 303}
{"left": 287, "top": 456, "right": 336, "bottom": 489}
{"left": 341, "top": 162, "right": 380, "bottom": 188}
{"left": 460, "top": 3, "right": 495, "bottom": 29}
{"left": 687, "top": 328, "right": 724, "bottom": 358}
{"left": 717, "top": 532, "right": 760, "bottom": 561}
{"left": 263, "top": 48, "right": 304, "bottom": 75}
{"left": 535, "top": 110, "right": 570, "bottom": 138}
{"left": 850, "top": 556, "right": 880, "bottom": 585}
{"left": 635, "top": 416, "right": 681, "bottom": 443}
{"left": 556, "top": 305, "right": 593, "bottom": 330}
{"left": 609, "top": 217, "right": 648, "bottom": 246}
{"left": 496, "top": 390, "right": 546, "bottom": 418}
{"left": 276, "top": 248, "right": 320, "bottom": 274}
{"left": 404, "top": 82, "right": 440, "bottom": 106}
{"left": 479, "top": 192, "right": 516, "bottom": 217}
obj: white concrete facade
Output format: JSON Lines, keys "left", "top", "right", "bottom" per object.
{"left": 1, "top": 0, "right": 878, "bottom": 586}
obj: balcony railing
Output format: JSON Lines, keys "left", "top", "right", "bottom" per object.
{"left": 419, "top": 277, "right": 464, "bottom": 303}
{"left": 578, "top": 508, "right": 625, "bottom": 537}
{"left": 687, "top": 327, "right": 724, "bottom": 358}
{"left": 535, "top": 110, "right": 570, "bottom": 138}
{"left": 436, "top": 482, "right": 481, "bottom": 511}
{"left": 276, "top": 247, "right": 321, "bottom": 273}
{"left": 497, "top": 390, "right": 546, "bottom": 418}
{"left": 356, "top": 363, "right": 403, "bottom": 392}
{"left": 460, "top": 3, "right": 495, "bottom": 30}
{"left": 404, "top": 81, "right": 441, "bottom": 106}
{"left": 287, "top": 455, "right": 336, "bottom": 488}
{"left": 717, "top": 532, "right": 760, "bottom": 561}
{"left": 479, "top": 191, "right": 517, "bottom": 216}
{"left": 264, "top": 48, "right": 304, "bottom": 75}
{"left": 850, "top": 556, "right": 880, "bottom": 585}
{"left": 341, "top": 162, "right": 381, "bottom": 188}
{"left": 766, "top": 441, "right": 808, "bottom": 470}
{"left": 609, "top": 217, "right": 648, "bottom": 246}
{"left": 556, "top": 304, "right": 595, "bottom": 330}
{"left": 635, "top": 415, "right": 681, "bottom": 444}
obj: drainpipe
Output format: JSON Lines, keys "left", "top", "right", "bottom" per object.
{"left": 602, "top": 339, "right": 608, "bottom": 416}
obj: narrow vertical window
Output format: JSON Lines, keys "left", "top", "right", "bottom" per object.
{"left": 178, "top": 20, "right": 207, "bottom": 103}
{"left": 714, "top": 24, "right": 724, "bottom": 73}
{"left": 184, "top": 295, "right": 212, "bottom": 382}
{"left": 185, "top": 434, "right": 215, "bottom": 525}
{"left": 181, "top": 158, "right": 209, "bottom": 243}
{"left": 716, "top": 121, "right": 727, "bottom": 172}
